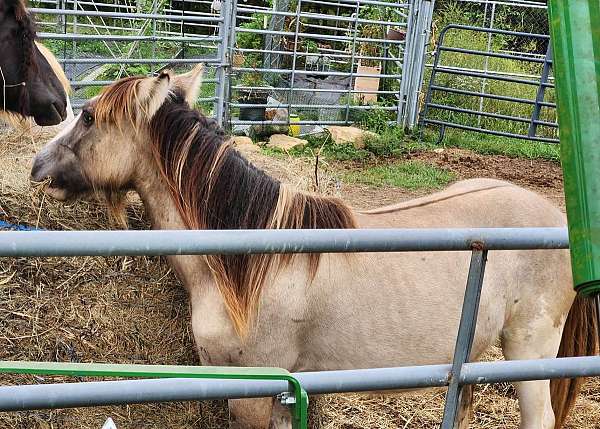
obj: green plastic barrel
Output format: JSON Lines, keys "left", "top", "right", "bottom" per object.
{"left": 548, "top": 0, "right": 600, "bottom": 295}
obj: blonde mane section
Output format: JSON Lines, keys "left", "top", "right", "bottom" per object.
{"left": 95, "top": 72, "right": 171, "bottom": 133}
{"left": 35, "top": 42, "right": 71, "bottom": 94}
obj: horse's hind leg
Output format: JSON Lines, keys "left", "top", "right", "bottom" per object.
{"left": 501, "top": 313, "right": 564, "bottom": 429}
{"left": 456, "top": 385, "right": 473, "bottom": 429}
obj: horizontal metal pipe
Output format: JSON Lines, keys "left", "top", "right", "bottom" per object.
{"left": 455, "top": 0, "right": 546, "bottom": 8}
{"left": 461, "top": 356, "right": 600, "bottom": 384}
{"left": 300, "top": 0, "right": 409, "bottom": 8}
{"left": 423, "top": 119, "right": 559, "bottom": 143}
{"left": 439, "top": 46, "right": 551, "bottom": 64}
{"left": 428, "top": 103, "right": 558, "bottom": 128}
{"left": 38, "top": 0, "right": 136, "bottom": 9}
{"left": 29, "top": 7, "right": 223, "bottom": 23}
{"left": 57, "top": 58, "right": 219, "bottom": 65}
{"left": 72, "top": 97, "right": 217, "bottom": 109}
{"left": 233, "top": 47, "right": 404, "bottom": 62}
{"left": 0, "top": 356, "right": 598, "bottom": 411}
{"left": 441, "top": 23, "right": 549, "bottom": 40}
{"left": 436, "top": 66, "right": 555, "bottom": 88}
{"left": 38, "top": 32, "right": 220, "bottom": 43}
{"left": 230, "top": 119, "right": 397, "bottom": 126}
{"left": 0, "top": 228, "right": 569, "bottom": 257}
{"left": 234, "top": 6, "right": 407, "bottom": 27}
{"left": 237, "top": 27, "right": 406, "bottom": 45}
{"left": 234, "top": 67, "right": 402, "bottom": 79}
{"left": 71, "top": 79, "right": 219, "bottom": 87}
{"left": 231, "top": 103, "right": 398, "bottom": 110}
{"left": 232, "top": 86, "right": 399, "bottom": 95}
{"left": 430, "top": 85, "right": 557, "bottom": 108}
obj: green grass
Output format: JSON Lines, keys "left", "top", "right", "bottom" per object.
{"left": 342, "top": 160, "right": 456, "bottom": 190}
{"left": 422, "top": 129, "right": 561, "bottom": 161}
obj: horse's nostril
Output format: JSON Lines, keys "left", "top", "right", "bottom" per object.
{"left": 31, "top": 158, "right": 45, "bottom": 182}
{"left": 53, "top": 100, "right": 67, "bottom": 121}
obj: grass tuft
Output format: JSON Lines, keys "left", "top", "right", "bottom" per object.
{"left": 342, "top": 160, "right": 456, "bottom": 190}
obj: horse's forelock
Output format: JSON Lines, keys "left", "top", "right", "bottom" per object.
{"left": 95, "top": 77, "right": 143, "bottom": 130}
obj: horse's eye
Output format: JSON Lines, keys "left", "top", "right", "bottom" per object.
{"left": 82, "top": 112, "right": 94, "bottom": 127}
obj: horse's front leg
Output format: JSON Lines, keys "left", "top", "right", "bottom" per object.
{"left": 228, "top": 397, "right": 292, "bottom": 429}
{"left": 269, "top": 400, "right": 293, "bottom": 429}
{"left": 228, "top": 398, "right": 273, "bottom": 429}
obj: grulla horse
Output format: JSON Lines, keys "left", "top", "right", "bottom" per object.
{"left": 31, "top": 68, "right": 598, "bottom": 429}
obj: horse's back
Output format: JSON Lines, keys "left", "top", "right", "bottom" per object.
{"left": 355, "top": 178, "right": 565, "bottom": 229}
{"left": 291, "top": 179, "right": 571, "bottom": 372}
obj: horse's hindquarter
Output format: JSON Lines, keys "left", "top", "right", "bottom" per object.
{"left": 293, "top": 180, "right": 573, "bottom": 371}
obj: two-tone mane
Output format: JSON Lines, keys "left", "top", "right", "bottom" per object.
{"left": 96, "top": 81, "right": 357, "bottom": 337}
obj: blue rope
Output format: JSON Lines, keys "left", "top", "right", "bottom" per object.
{"left": 0, "top": 220, "right": 45, "bottom": 231}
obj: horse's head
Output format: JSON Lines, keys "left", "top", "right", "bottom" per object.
{"left": 0, "top": 0, "right": 67, "bottom": 125}
{"left": 31, "top": 66, "right": 204, "bottom": 201}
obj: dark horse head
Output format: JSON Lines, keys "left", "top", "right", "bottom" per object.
{"left": 0, "top": 0, "right": 67, "bottom": 125}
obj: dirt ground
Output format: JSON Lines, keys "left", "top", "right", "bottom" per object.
{"left": 1, "top": 128, "right": 598, "bottom": 429}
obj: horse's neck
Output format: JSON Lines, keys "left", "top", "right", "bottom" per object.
{"left": 134, "top": 165, "right": 214, "bottom": 293}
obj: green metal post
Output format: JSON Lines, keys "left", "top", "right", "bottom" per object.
{"left": 548, "top": 0, "right": 600, "bottom": 295}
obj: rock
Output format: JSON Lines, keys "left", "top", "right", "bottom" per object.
{"left": 231, "top": 136, "right": 253, "bottom": 146}
{"left": 327, "top": 126, "right": 378, "bottom": 149}
{"left": 267, "top": 134, "right": 307, "bottom": 151}
{"left": 237, "top": 142, "right": 261, "bottom": 155}
{"left": 433, "top": 148, "right": 445, "bottom": 154}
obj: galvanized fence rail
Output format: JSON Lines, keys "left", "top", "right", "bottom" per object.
{"left": 419, "top": 24, "right": 558, "bottom": 144}
{"left": 1, "top": 227, "right": 598, "bottom": 428}
{"left": 227, "top": 0, "right": 433, "bottom": 134}
{"left": 28, "top": 0, "right": 434, "bottom": 131}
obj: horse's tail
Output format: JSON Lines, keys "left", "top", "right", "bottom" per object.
{"left": 550, "top": 294, "right": 599, "bottom": 428}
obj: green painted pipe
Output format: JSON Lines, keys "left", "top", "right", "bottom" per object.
{"left": 548, "top": 0, "right": 600, "bottom": 295}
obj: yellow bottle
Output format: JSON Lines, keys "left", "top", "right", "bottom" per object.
{"left": 289, "top": 114, "right": 301, "bottom": 137}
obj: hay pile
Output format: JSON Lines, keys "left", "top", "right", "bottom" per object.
{"left": 0, "top": 128, "right": 599, "bottom": 428}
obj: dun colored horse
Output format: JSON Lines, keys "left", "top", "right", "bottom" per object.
{"left": 31, "top": 69, "right": 598, "bottom": 429}
{"left": 0, "top": 0, "right": 68, "bottom": 125}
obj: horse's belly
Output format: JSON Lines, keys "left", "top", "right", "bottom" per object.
{"left": 294, "top": 251, "right": 510, "bottom": 371}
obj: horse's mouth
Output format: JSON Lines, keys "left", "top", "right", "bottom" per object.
{"left": 44, "top": 184, "right": 69, "bottom": 201}
{"left": 33, "top": 103, "right": 67, "bottom": 126}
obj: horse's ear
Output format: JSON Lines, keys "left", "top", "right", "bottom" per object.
{"left": 139, "top": 71, "right": 172, "bottom": 119}
{"left": 172, "top": 64, "right": 204, "bottom": 108}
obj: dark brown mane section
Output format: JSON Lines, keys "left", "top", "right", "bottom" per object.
{"left": 149, "top": 91, "right": 357, "bottom": 336}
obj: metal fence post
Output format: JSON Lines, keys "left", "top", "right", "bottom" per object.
{"left": 215, "top": 0, "right": 233, "bottom": 126}
{"left": 396, "top": 0, "right": 417, "bottom": 126}
{"left": 528, "top": 44, "right": 553, "bottom": 138}
{"left": 440, "top": 249, "right": 488, "bottom": 429}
